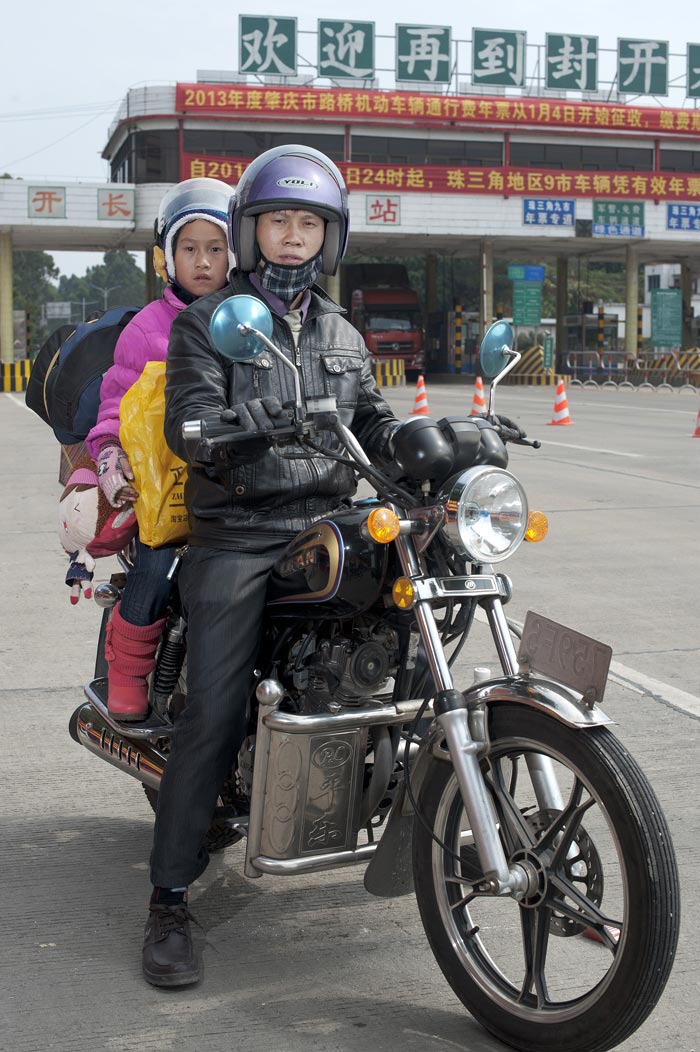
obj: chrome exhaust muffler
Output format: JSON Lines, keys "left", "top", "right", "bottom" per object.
{"left": 69, "top": 690, "right": 169, "bottom": 790}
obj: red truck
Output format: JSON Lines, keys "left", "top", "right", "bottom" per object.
{"left": 342, "top": 264, "right": 425, "bottom": 375}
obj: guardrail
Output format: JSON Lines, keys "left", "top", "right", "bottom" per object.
{"left": 598, "top": 352, "right": 636, "bottom": 390}
{"left": 566, "top": 351, "right": 602, "bottom": 389}
{"left": 633, "top": 350, "right": 700, "bottom": 393}
{"left": 564, "top": 349, "right": 700, "bottom": 393}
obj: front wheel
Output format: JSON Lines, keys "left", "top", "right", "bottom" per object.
{"left": 413, "top": 703, "right": 679, "bottom": 1052}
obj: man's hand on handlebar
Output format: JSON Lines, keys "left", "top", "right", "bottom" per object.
{"left": 191, "top": 397, "right": 296, "bottom": 468}
{"left": 491, "top": 414, "right": 541, "bottom": 449}
{"left": 224, "top": 396, "right": 291, "bottom": 433}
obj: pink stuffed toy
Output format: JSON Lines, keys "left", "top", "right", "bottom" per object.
{"left": 58, "top": 461, "right": 138, "bottom": 604}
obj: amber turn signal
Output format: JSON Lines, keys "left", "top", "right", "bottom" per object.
{"left": 392, "top": 577, "right": 415, "bottom": 609}
{"left": 525, "top": 510, "right": 549, "bottom": 543}
{"left": 366, "top": 507, "right": 401, "bottom": 543}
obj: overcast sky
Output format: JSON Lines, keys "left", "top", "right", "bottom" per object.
{"left": 3, "top": 0, "right": 697, "bottom": 275}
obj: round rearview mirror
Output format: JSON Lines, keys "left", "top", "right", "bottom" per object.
{"left": 480, "top": 321, "right": 515, "bottom": 378}
{"left": 209, "top": 295, "right": 274, "bottom": 361}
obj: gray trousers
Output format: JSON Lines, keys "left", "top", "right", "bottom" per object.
{"left": 150, "top": 539, "right": 289, "bottom": 889}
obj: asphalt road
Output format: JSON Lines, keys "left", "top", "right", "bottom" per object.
{"left": 1, "top": 382, "right": 698, "bottom": 1052}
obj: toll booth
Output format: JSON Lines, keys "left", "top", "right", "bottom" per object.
{"left": 435, "top": 310, "right": 482, "bottom": 374}
{"left": 565, "top": 313, "right": 619, "bottom": 356}
{"left": 564, "top": 312, "right": 619, "bottom": 385}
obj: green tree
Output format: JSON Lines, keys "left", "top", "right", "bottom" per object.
{"left": 56, "top": 250, "right": 147, "bottom": 318}
{"left": 12, "top": 250, "right": 58, "bottom": 354}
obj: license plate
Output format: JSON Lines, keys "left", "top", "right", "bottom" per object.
{"left": 517, "top": 612, "right": 612, "bottom": 706}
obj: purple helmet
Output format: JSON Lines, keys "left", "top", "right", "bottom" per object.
{"left": 229, "top": 144, "right": 349, "bottom": 275}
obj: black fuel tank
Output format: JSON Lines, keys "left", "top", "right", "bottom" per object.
{"left": 267, "top": 506, "right": 389, "bottom": 618}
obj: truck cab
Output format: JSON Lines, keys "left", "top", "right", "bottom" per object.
{"left": 342, "top": 263, "right": 425, "bottom": 375}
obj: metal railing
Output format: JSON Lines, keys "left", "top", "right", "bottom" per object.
{"left": 565, "top": 349, "right": 699, "bottom": 393}
{"left": 598, "top": 352, "right": 636, "bottom": 391}
{"left": 566, "top": 350, "right": 601, "bottom": 389}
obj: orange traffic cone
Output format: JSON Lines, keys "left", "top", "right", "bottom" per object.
{"left": 692, "top": 408, "right": 700, "bottom": 438}
{"left": 411, "top": 374, "right": 430, "bottom": 415}
{"left": 470, "top": 376, "right": 486, "bottom": 416}
{"left": 548, "top": 380, "right": 573, "bottom": 426}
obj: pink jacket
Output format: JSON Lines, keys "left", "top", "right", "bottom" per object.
{"left": 85, "top": 286, "right": 186, "bottom": 459}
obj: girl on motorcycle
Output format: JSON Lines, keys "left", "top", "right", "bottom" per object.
{"left": 85, "top": 177, "right": 234, "bottom": 722}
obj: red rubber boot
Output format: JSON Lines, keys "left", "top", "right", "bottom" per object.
{"left": 104, "top": 603, "right": 166, "bottom": 721}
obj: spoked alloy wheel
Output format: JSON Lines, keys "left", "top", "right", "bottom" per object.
{"left": 413, "top": 704, "right": 679, "bottom": 1052}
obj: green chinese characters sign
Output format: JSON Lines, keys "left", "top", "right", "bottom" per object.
{"left": 593, "top": 200, "right": 645, "bottom": 237}
{"left": 545, "top": 34, "right": 598, "bottom": 91}
{"left": 542, "top": 334, "right": 555, "bottom": 370}
{"left": 396, "top": 24, "right": 451, "bottom": 84}
{"left": 687, "top": 44, "right": 700, "bottom": 99}
{"left": 512, "top": 281, "right": 542, "bottom": 326}
{"left": 318, "top": 21, "right": 375, "bottom": 80}
{"left": 239, "top": 16, "right": 297, "bottom": 76}
{"left": 472, "top": 28, "right": 526, "bottom": 87}
{"left": 617, "top": 38, "right": 668, "bottom": 96}
{"left": 651, "top": 288, "right": 682, "bottom": 347}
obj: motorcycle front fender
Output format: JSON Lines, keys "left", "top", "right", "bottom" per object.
{"left": 461, "top": 674, "right": 614, "bottom": 729}
{"left": 363, "top": 675, "right": 611, "bottom": 899}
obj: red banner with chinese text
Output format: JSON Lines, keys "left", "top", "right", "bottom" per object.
{"left": 181, "top": 153, "right": 700, "bottom": 202}
{"left": 176, "top": 83, "right": 700, "bottom": 138}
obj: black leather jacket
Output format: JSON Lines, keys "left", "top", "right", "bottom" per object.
{"left": 164, "top": 272, "right": 398, "bottom": 548}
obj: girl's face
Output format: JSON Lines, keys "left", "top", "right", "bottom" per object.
{"left": 173, "top": 219, "right": 229, "bottom": 296}
{"left": 256, "top": 209, "right": 325, "bottom": 265}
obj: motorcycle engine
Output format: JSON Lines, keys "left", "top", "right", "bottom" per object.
{"left": 290, "top": 622, "right": 398, "bottom": 711}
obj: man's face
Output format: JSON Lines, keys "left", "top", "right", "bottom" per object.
{"left": 256, "top": 209, "right": 325, "bottom": 265}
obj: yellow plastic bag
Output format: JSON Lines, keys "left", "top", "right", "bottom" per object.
{"left": 120, "top": 361, "right": 189, "bottom": 548}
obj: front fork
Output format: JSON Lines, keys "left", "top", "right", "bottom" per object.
{"left": 394, "top": 535, "right": 561, "bottom": 897}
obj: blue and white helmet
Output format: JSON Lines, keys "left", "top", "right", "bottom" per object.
{"left": 228, "top": 145, "right": 349, "bottom": 275}
{"left": 155, "top": 177, "right": 235, "bottom": 282}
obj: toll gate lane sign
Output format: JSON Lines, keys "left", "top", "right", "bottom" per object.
{"left": 523, "top": 198, "right": 575, "bottom": 226}
{"left": 512, "top": 281, "right": 542, "bottom": 326}
{"left": 651, "top": 288, "right": 682, "bottom": 347}
{"left": 667, "top": 203, "right": 700, "bottom": 231}
{"left": 593, "top": 200, "right": 645, "bottom": 237}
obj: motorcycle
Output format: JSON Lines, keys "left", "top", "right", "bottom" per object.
{"left": 70, "top": 296, "right": 679, "bottom": 1052}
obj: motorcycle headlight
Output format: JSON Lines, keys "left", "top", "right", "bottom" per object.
{"left": 440, "top": 466, "right": 528, "bottom": 563}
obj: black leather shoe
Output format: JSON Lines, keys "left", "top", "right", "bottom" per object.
{"left": 142, "top": 903, "right": 200, "bottom": 987}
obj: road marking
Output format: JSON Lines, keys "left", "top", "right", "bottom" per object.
{"left": 6, "top": 392, "right": 31, "bottom": 410}
{"left": 575, "top": 398, "right": 694, "bottom": 416}
{"left": 501, "top": 394, "right": 693, "bottom": 416}
{"left": 536, "top": 441, "right": 642, "bottom": 457}
{"left": 607, "top": 661, "right": 700, "bottom": 719}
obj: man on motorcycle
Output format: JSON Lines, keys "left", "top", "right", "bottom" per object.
{"left": 142, "top": 144, "right": 400, "bottom": 987}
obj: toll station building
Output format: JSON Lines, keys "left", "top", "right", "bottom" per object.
{"left": 3, "top": 19, "right": 700, "bottom": 386}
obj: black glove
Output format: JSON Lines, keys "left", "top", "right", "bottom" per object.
{"left": 206, "top": 398, "right": 291, "bottom": 469}
{"left": 494, "top": 414, "right": 526, "bottom": 440}
{"left": 225, "top": 396, "right": 290, "bottom": 433}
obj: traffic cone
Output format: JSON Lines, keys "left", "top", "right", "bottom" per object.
{"left": 692, "top": 408, "right": 700, "bottom": 438}
{"left": 470, "top": 375, "right": 486, "bottom": 416}
{"left": 411, "top": 374, "right": 430, "bottom": 415}
{"left": 547, "top": 380, "right": 573, "bottom": 426}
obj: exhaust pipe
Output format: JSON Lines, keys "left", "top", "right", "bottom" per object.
{"left": 69, "top": 696, "right": 168, "bottom": 791}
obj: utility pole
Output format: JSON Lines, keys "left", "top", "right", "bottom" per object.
{"left": 88, "top": 283, "right": 122, "bottom": 312}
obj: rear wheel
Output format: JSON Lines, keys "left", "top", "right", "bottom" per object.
{"left": 413, "top": 703, "right": 679, "bottom": 1052}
